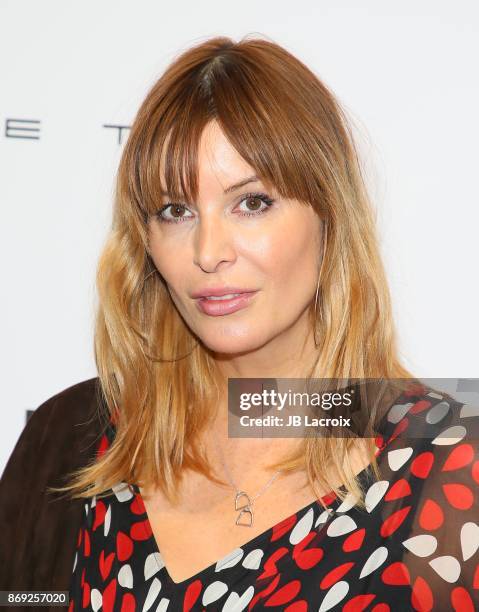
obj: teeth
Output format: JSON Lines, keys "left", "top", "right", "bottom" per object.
{"left": 204, "top": 293, "right": 242, "bottom": 300}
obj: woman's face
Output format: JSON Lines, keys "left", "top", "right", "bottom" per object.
{"left": 147, "top": 120, "right": 323, "bottom": 358}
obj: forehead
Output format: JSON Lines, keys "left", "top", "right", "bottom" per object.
{"left": 158, "top": 120, "right": 260, "bottom": 198}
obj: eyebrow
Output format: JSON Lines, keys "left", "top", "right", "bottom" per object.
{"left": 160, "top": 175, "right": 260, "bottom": 198}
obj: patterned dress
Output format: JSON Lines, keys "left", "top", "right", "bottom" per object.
{"left": 69, "top": 383, "right": 479, "bottom": 611}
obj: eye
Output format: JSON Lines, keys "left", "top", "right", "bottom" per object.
{"left": 236, "top": 192, "right": 275, "bottom": 217}
{"left": 154, "top": 191, "right": 275, "bottom": 225}
{"left": 154, "top": 203, "right": 194, "bottom": 224}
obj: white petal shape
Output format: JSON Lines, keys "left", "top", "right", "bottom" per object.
{"left": 91, "top": 589, "right": 102, "bottom": 612}
{"left": 216, "top": 548, "right": 243, "bottom": 571}
{"left": 290, "top": 507, "right": 315, "bottom": 544}
{"left": 104, "top": 505, "right": 111, "bottom": 537}
{"left": 461, "top": 403, "right": 479, "bottom": 418}
{"left": 461, "top": 522, "right": 479, "bottom": 561}
{"left": 388, "top": 402, "right": 413, "bottom": 424}
{"left": 402, "top": 535, "right": 437, "bottom": 557}
{"left": 315, "top": 509, "right": 333, "bottom": 527}
{"left": 359, "top": 546, "right": 388, "bottom": 578}
{"left": 429, "top": 556, "right": 461, "bottom": 583}
{"left": 242, "top": 548, "right": 264, "bottom": 570}
{"left": 365, "top": 481, "right": 389, "bottom": 513}
{"left": 327, "top": 515, "right": 357, "bottom": 537}
{"left": 142, "top": 577, "right": 162, "bottom": 612}
{"left": 221, "top": 586, "right": 255, "bottom": 612}
{"left": 427, "top": 392, "right": 444, "bottom": 400}
{"left": 426, "top": 401, "right": 450, "bottom": 424}
{"left": 318, "top": 580, "right": 349, "bottom": 612}
{"left": 145, "top": 552, "right": 165, "bottom": 580}
{"left": 91, "top": 495, "right": 97, "bottom": 508}
{"left": 388, "top": 447, "right": 413, "bottom": 471}
{"left": 431, "top": 426, "right": 467, "bottom": 446}
{"left": 202, "top": 581, "right": 229, "bottom": 606}
{"left": 112, "top": 482, "right": 134, "bottom": 502}
{"left": 118, "top": 563, "right": 133, "bottom": 588}
{"left": 155, "top": 599, "right": 170, "bottom": 612}
{"left": 84, "top": 502, "right": 89, "bottom": 516}
{"left": 336, "top": 493, "right": 358, "bottom": 513}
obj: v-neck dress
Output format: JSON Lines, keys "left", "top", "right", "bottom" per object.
{"left": 68, "top": 384, "right": 479, "bottom": 611}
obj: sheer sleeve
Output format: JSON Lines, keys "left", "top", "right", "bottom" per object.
{"left": 372, "top": 384, "right": 479, "bottom": 610}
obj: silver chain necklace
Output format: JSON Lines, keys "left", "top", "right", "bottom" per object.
{"left": 215, "top": 439, "right": 283, "bottom": 527}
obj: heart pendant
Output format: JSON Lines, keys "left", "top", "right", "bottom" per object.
{"left": 236, "top": 506, "right": 253, "bottom": 527}
{"left": 235, "top": 491, "right": 251, "bottom": 511}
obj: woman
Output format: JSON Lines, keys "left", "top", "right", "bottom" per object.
{"left": 1, "top": 35, "right": 477, "bottom": 611}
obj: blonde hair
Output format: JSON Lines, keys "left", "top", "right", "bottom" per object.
{"left": 49, "top": 34, "right": 414, "bottom": 507}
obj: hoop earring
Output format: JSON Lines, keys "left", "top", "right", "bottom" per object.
{"left": 313, "top": 275, "right": 320, "bottom": 349}
{"left": 312, "top": 219, "right": 327, "bottom": 349}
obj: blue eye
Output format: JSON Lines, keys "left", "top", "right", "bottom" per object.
{"left": 155, "top": 192, "right": 275, "bottom": 224}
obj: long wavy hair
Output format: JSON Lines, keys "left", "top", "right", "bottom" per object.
{"left": 49, "top": 34, "right": 415, "bottom": 507}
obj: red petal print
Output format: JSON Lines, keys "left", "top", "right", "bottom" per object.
{"left": 68, "top": 599, "right": 74, "bottom": 612}
{"left": 451, "top": 587, "right": 475, "bottom": 612}
{"left": 258, "top": 547, "right": 289, "bottom": 580}
{"left": 382, "top": 562, "right": 410, "bottom": 586}
{"left": 410, "top": 452, "right": 434, "bottom": 479}
{"left": 472, "top": 460, "right": 479, "bottom": 485}
{"left": 83, "top": 529, "right": 91, "bottom": 557}
{"left": 120, "top": 593, "right": 136, "bottom": 612}
{"left": 442, "top": 483, "right": 474, "bottom": 510}
{"left": 130, "top": 519, "right": 152, "bottom": 541}
{"left": 342, "top": 528, "right": 366, "bottom": 552}
{"left": 380, "top": 506, "right": 411, "bottom": 537}
{"left": 99, "top": 549, "right": 115, "bottom": 581}
{"left": 409, "top": 399, "right": 432, "bottom": 414}
{"left": 404, "top": 383, "right": 427, "bottom": 397}
{"left": 82, "top": 581, "right": 90, "bottom": 609}
{"left": 102, "top": 578, "right": 117, "bottom": 612}
{"left": 292, "top": 531, "right": 324, "bottom": 570}
{"left": 272, "top": 513, "right": 297, "bottom": 541}
{"left": 321, "top": 492, "right": 337, "bottom": 506}
{"left": 419, "top": 499, "right": 444, "bottom": 530}
{"left": 343, "top": 595, "right": 376, "bottom": 612}
{"left": 411, "top": 576, "right": 433, "bottom": 611}
{"left": 265, "top": 579, "right": 301, "bottom": 606}
{"left": 250, "top": 574, "right": 282, "bottom": 609}
{"left": 285, "top": 601, "right": 308, "bottom": 612}
{"left": 320, "top": 562, "right": 355, "bottom": 589}
{"left": 81, "top": 568, "right": 85, "bottom": 587}
{"left": 130, "top": 494, "right": 146, "bottom": 515}
{"left": 384, "top": 479, "right": 412, "bottom": 501}
{"left": 96, "top": 433, "right": 109, "bottom": 457}
{"left": 442, "top": 444, "right": 474, "bottom": 472}
{"left": 183, "top": 579, "right": 202, "bottom": 612}
{"left": 473, "top": 563, "right": 479, "bottom": 589}
{"left": 389, "top": 418, "right": 410, "bottom": 443}
{"left": 92, "top": 500, "right": 107, "bottom": 531}
{"left": 371, "top": 605, "right": 391, "bottom": 612}
{"left": 77, "top": 527, "right": 82, "bottom": 548}
{"left": 116, "top": 531, "right": 134, "bottom": 562}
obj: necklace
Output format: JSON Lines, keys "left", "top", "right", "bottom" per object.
{"left": 215, "top": 439, "right": 283, "bottom": 527}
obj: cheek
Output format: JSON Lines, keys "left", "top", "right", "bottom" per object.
{"left": 258, "top": 221, "right": 319, "bottom": 297}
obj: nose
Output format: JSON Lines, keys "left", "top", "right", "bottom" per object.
{"left": 193, "top": 214, "right": 236, "bottom": 273}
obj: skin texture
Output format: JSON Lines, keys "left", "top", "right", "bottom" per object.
{"left": 147, "top": 119, "right": 323, "bottom": 387}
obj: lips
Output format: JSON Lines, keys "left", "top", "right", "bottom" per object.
{"left": 195, "top": 291, "right": 258, "bottom": 316}
{"left": 191, "top": 286, "right": 257, "bottom": 299}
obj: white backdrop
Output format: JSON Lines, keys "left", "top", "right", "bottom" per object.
{"left": 1, "top": 0, "right": 478, "bottom": 473}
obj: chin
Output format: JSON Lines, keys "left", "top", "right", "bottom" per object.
{"left": 196, "top": 324, "right": 270, "bottom": 355}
